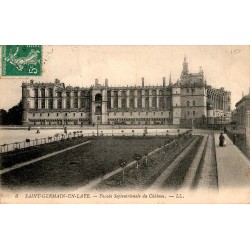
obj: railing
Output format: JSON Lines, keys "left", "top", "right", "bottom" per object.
{"left": 0, "top": 129, "right": 192, "bottom": 153}
{"left": 82, "top": 130, "right": 183, "bottom": 137}
{"left": 0, "top": 131, "right": 84, "bottom": 154}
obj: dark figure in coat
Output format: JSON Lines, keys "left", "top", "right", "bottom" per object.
{"left": 219, "top": 133, "right": 225, "bottom": 147}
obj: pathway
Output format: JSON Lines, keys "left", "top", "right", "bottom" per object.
{"left": 214, "top": 133, "right": 250, "bottom": 189}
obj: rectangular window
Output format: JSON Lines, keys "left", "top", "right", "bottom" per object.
{"left": 66, "top": 99, "right": 71, "bottom": 109}
{"left": 187, "top": 89, "right": 189, "bottom": 93}
{"left": 35, "top": 99, "right": 38, "bottom": 110}
{"left": 73, "top": 113, "right": 75, "bottom": 116}
{"left": 57, "top": 113, "right": 59, "bottom": 116}
{"left": 34, "top": 89, "right": 38, "bottom": 98}
{"left": 40, "top": 113, "right": 42, "bottom": 117}
{"left": 65, "top": 113, "right": 67, "bottom": 116}
{"left": 192, "top": 89, "right": 195, "bottom": 93}
{"left": 41, "top": 99, "right": 45, "bottom": 109}
{"left": 193, "top": 111, "right": 195, "bottom": 116}
{"left": 57, "top": 99, "right": 62, "bottom": 109}
{"left": 193, "top": 101, "right": 195, "bottom": 106}
{"left": 49, "top": 99, "right": 53, "bottom": 109}
{"left": 33, "top": 113, "right": 35, "bottom": 117}
{"left": 41, "top": 89, "right": 45, "bottom": 98}
{"left": 66, "top": 92, "right": 71, "bottom": 109}
{"left": 48, "top": 88, "right": 53, "bottom": 98}
{"left": 48, "top": 113, "right": 50, "bottom": 116}
{"left": 187, "top": 101, "right": 190, "bottom": 107}
{"left": 81, "top": 113, "right": 83, "bottom": 116}
{"left": 74, "top": 98, "right": 78, "bottom": 109}
{"left": 187, "top": 111, "right": 190, "bottom": 116}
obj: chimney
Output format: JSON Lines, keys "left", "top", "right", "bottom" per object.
{"left": 95, "top": 79, "right": 98, "bottom": 86}
{"left": 163, "top": 77, "right": 166, "bottom": 87}
{"left": 142, "top": 77, "right": 144, "bottom": 87}
{"left": 105, "top": 78, "right": 108, "bottom": 87}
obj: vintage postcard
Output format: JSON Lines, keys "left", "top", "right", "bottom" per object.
{"left": 0, "top": 45, "right": 249, "bottom": 204}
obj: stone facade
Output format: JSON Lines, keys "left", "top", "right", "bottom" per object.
{"left": 235, "top": 90, "right": 250, "bottom": 130}
{"left": 22, "top": 58, "right": 231, "bottom": 126}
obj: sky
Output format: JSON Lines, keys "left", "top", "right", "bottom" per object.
{"left": 0, "top": 45, "right": 249, "bottom": 111}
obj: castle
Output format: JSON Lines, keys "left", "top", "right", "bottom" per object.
{"left": 22, "top": 57, "right": 231, "bottom": 126}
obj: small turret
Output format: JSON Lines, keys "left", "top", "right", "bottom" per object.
{"left": 105, "top": 78, "right": 109, "bottom": 87}
{"left": 182, "top": 56, "right": 189, "bottom": 75}
{"left": 163, "top": 77, "right": 166, "bottom": 87}
{"left": 169, "top": 73, "right": 173, "bottom": 85}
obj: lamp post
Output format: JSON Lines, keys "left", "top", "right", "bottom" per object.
{"left": 221, "top": 115, "right": 223, "bottom": 131}
{"left": 97, "top": 115, "right": 100, "bottom": 137}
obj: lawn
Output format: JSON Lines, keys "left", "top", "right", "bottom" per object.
{"left": 97, "top": 135, "right": 197, "bottom": 190}
{"left": 1, "top": 136, "right": 176, "bottom": 189}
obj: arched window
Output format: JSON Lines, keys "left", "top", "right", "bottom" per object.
{"left": 95, "top": 94, "right": 102, "bottom": 102}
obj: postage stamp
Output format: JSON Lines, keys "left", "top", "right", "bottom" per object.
{"left": 1, "top": 45, "right": 42, "bottom": 77}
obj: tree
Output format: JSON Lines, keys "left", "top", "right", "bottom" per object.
{"left": 0, "top": 109, "right": 7, "bottom": 125}
{"left": 119, "top": 159, "right": 127, "bottom": 183}
{"left": 144, "top": 152, "right": 149, "bottom": 166}
{"left": 5, "top": 100, "right": 23, "bottom": 125}
{"left": 133, "top": 154, "right": 142, "bottom": 169}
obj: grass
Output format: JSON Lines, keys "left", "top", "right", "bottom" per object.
{"left": 0, "top": 136, "right": 88, "bottom": 169}
{"left": 97, "top": 135, "right": 196, "bottom": 190}
{"left": 162, "top": 137, "right": 203, "bottom": 189}
{"left": 1, "top": 136, "right": 176, "bottom": 189}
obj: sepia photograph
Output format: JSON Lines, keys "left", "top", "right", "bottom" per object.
{"left": 1, "top": 2, "right": 250, "bottom": 250}
{"left": 0, "top": 45, "right": 249, "bottom": 203}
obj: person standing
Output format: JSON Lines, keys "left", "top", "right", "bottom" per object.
{"left": 219, "top": 133, "right": 225, "bottom": 147}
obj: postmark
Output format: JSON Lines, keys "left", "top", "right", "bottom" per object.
{"left": 1, "top": 45, "right": 42, "bottom": 77}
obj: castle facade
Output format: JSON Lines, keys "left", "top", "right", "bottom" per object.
{"left": 22, "top": 57, "right": 231, "bottom": 126}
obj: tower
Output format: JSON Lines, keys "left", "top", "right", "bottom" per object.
{"left": 182, "top": 56, "right": 189, "bottom": 75}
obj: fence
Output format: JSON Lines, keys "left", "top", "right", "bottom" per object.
{"left": 0, "top": 129, "right": 191, "bottom": 153}
{"left": 0, "top": 131, "right": 84, "bottom": 153}
{"left": 83, "top": 130, "right": 186, "bottom": 137}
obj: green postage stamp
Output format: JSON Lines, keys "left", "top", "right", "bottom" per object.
{"left": 1, "top": 45, "right": 42, "bottom": 76}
